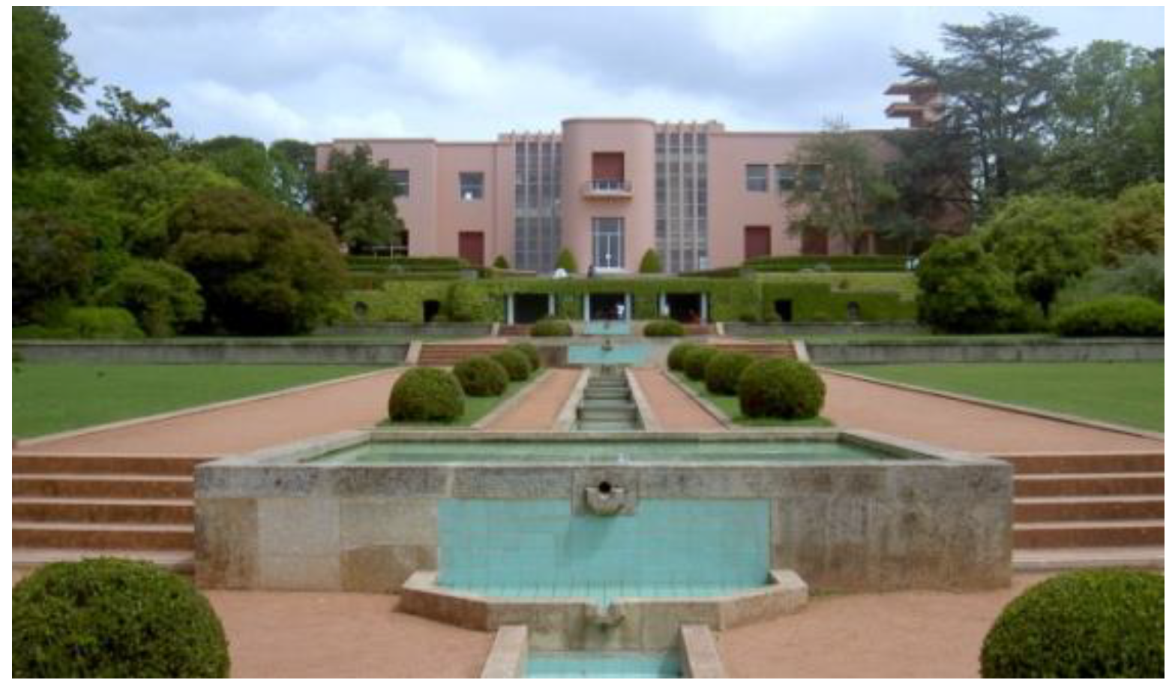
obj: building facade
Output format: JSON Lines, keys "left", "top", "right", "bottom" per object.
{"left": 316, "top": 90, "right": 935, "bottom": 273}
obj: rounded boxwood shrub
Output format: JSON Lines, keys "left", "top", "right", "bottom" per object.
{"left": 492, "top": 348, "right": 532, "bottom": 381}
{"left": 530, "top": 318, "right": 573, "bottom": 337}
{"left": 13, "top": 558, "right": 230, "bottom": 678}
{"left": 644, "top": 319, "right": 685, "bottom": 337}
{"left": 452, "top": 355, "right": 509, "bottom": 397}
{"left": 511, "top": 342, "right": 542, "bottom": 371}
{"left": 388, "top": 367, "right": 465, "bottom": 422}
{"left": 684, "top": 346, "right": 719, "bottom": 381}
{"left": 1053, "top": 296, "right": 1163, "bottom": 337}
{"left": 980, "top": 569, "right": 1163, "bottom": 678}
{"left": 704, "top": 351, "right": 754, "bottom": 396}
{"left": 737, "top": 359, "right": 825, "bottom": 419}
{"left": 667, "top": 342, "right": 700, "bottom": 372}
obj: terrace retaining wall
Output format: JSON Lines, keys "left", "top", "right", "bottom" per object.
{"left": 806, "top": 338, "right": 1163, "bottom": 365}
{"left": 15, "top": 340, "right": 409, "bottom": 365}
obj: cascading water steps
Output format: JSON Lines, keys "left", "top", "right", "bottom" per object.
{"left": 576, "top": 368, "right": 643, "bottom": 432}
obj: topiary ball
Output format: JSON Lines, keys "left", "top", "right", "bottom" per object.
{"left": 530, "top": 319, "right": 573, "bottom": 337}
{"left": 388, "top": 367, "right": 465, "bottom": 422}
{"left": 492, "top": 348, "right": 532, "bottom": 381}
{"left": 980, "top": 569, "right": 1163, "bottom": 678}
{"left": 644, "top": 319, "right": 685, "bottom": 337}
{"left": 704, "top": 352, "right": 754, "bottom": 396}
{"left": 667, "top": 342, "right": 700, "bottom": 372}
{"left": 13, "top": 558, "right": 231, "bottom": 678}
{"left": 452, "top": 355, "right": 509, "bottom": 397}
{"left": 511, "top": 342, "right": 542, "bottom": 371}
{"left": 684, "top": 346, "right": 719, "bottom": 381}
{"left": 737, "top": 359, "right": 825, "bottom": 419}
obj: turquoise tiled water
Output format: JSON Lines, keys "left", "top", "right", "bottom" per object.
{"left": 314, "top": 439, "right": 889, "bottom": 465}
{"left": 438, "top": 499, "right": 770, "bottom": 604}
{"left": 584, "top": 321, "right": 631, "bottom": 336}
{"left": 527, "top": 651, "right": 681, "bottom": 678}
{"left": 568, "top": 343, "right": 649, "bottom": 365}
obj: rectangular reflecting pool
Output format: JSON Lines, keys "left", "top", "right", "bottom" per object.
{"left": 310, "top": 438, "right": 891, "bottom": 465}
{"left": 527, "top": 651, "right": 680, "bottom": 678}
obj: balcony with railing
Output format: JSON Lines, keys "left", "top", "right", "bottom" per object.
{"left": 582, "top": 178, "right": 633, "bottom": 199}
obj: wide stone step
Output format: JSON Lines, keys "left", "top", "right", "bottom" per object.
{"left": 13, "top": 497, "right": 194, "bottom": 524}
{"left": 13, "top": 453, "right": 210, "bottom": 476}
{"left": 577, "top": 420, "right": 643, "bottom": 432}
{"left": 1014, "top": 520, "right": 1164, "bottom": 549}
{"left": 13, "top": 522, "right": 195, "bottom": 551}
{"left": 578, "top": 407, "right": 640, "bottom": 422}
{"left": 14, "top": 474, "right": 194, "bottom": 500}
{"left": 1015, "top": 495, "right": 1164, "bottom": 522}
{"left": 1001, "top": 452, "right": 1164, "bottom": 475}
{"left": 580, "top": 399, "right": 637, "bottom": 410}
{"left": 1013, "top": 546, "right": 1165, "bottom": 572}
{"left": 584, "top": 389, "right": 631, "bottom": 400}
{"left": 12, "top": 548, "right": 195, "bottom": 576}
{"left": 1014, "top": 473, "right": 1163, "bottom": 497}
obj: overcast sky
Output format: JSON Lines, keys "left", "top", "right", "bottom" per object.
{"left": 56, "top": 6, "right": 1165, "bottom": 144}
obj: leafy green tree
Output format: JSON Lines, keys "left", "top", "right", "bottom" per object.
{"left": 13, "top": 210, "right": 95, "bottom": 324}
{"left": 894, "top": 13, "right": 1067, "bottom": 212}
{"left": 1042, "top": 42, "right": 1165, "bottom": 198}
{"left": 191, "top": 136, "right": 275, "bottom": 201}
{"left": 915, "top": 235, "right": 1028, "bottom": 333}
{"left": 880, "top": 128, "right": 973, "bottom": 250}
{"left": 168, "top": 187, "right": 347, "bottom": 335}
{"left": 787, "top": 120, "right": 899, "bottom": 254}
{"left": 70, "top": 86, "right": 177, "bottom": 173}
{"left": 97, "top": 260, "right": 205, "bottom": 337}
{"left": 981, "top": 194, "right": 1107, "bottom": 317}
{"left": 12, "top": 7, "right": 89, "bottom": 169}
{"left": 269, "top": 139, "right": 317, "bottom": 211}
{"left": 1102, "top": 182, "right": 1163, "bottom": 266}
{"left": 309, "top": 145, "right": 405, "bottom": 252}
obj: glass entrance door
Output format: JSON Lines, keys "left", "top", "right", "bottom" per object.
{"left": 592, "top": 217, "right": 625, "bottom": 270}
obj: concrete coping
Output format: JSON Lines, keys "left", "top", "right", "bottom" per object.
{"left": 480, "top": 626, "right": 529, "bottom": 679}
{"left": 553, "top": 368, "right": 592, "bottom": 431}
{"left": 679, "top": 625, "right": 726, "bottom": 678}
{"left": 625, "top": 368, "right": 661, "bottom": 432}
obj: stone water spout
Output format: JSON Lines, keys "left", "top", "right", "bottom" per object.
{"left": 584, "top": 480, "right": 627, "bottom": 516}
{"left": 585, "top": 601, "right": 626, "bottom": 628}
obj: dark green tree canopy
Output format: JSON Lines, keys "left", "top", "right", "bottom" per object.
{"left": 70, "top": 86, "right": 178, "bottom": 173}
{"left": 12, "top": 7, "right": 90, "bottom": 169}
{"left": 269, "top": 139, "right": 317, "bottom": 210}
{"left": 191, "top": 136, "right": 276, "bottom": 201}
{"left": 309, "top": 145, "right": 405, "bottom": 252}
{"left": 13, "top": 210, "right": 96, "bottom": 325}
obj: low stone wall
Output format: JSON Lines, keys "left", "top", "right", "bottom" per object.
{"left": 314, "top": 323, "right": 493, "bottom": 337}
{"left": 195, "top": 430, "right": 1013, "bottom": 594}
{"left": 725, "top": 322, "right": 927, "bottom": 338}
{"left": 15, "top": 340, "right": 409, "bottom": 365}
{"left": 807, "top": 338, "right": 1164, "bottom": 365}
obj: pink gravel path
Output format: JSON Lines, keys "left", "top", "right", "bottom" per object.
{"left": 207, "top": 591, "right": 491, "bottom": 679}
{"left": 629, "top": 368, "right": 726, "bottom": 431}
{"left": 483, "top": 368, "right": 582, "bottom": 431}
{"left": 17, "top": 369, "right": 402, "bottom": 455}
{"left": 820, "top": 371, "right": 1162, "bottom": 454}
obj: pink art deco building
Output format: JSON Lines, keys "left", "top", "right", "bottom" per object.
{"left": 315, "top": 85, "right": 942, "bottom": 273}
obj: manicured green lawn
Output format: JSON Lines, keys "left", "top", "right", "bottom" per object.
{"left": 383, "top": 375, "right": 538, "bottom": 429}
{"left": 835, "top": 362, "right": 1164, "bottom": 432}
{"left": 672, "top": 372, "right": 833, "bottom": 428}
{"left": 13, "top": 363, "right": 381, "bottom": 438}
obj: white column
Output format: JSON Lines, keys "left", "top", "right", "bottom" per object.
{"left": 548, "top": 294, "right": 555, "bottom": 319}
{"left": 583, "top": 294, "right": 590, "bottom": 323}
{"left": 701, "top": 293, "right": 709, "bottom": 323}
{"left": 506, "top": 295, "right": 515, "bottom": 325}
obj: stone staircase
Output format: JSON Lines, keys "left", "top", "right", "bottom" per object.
{"left": 1003, "top": 451, "right": 1164, "bottom": 569}
{"left": 417, "top": 341, "right": 508, "bottom": 366}
{"left": 711, "top": 340, "right": 797, "bottom": 359}
{"left": 12, "top": 452, "right": 214, "bottom": 573}
{"left": 576, "top": 370, "right": 643, "bottom": 432}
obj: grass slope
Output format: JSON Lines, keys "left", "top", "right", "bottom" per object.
{"left": 13, "top": 363, "right": 380, "bottom": 438}
{"left": 836, "top": 362, "right": 1164, "bottom": 432}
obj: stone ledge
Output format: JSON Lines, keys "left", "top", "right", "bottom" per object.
{"left": 680, "top": 625, "right": 725, "bottom": 678}
{"left": 480, "top": 625, "right": 529, "bottom": 678}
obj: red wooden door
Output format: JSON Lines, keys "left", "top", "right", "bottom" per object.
{"left": 744, "top": 225, "right": 772, "bottom": 260}
{"left": 458, "top": 231, "right": 485, "bottom": 266}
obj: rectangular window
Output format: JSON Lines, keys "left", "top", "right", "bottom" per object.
{"left": 459, "top": 172, "right": 484, "bottom": 201}
{"left": 745, "top": 164, "right": 768, "bottom": 192}
{"left": 775, "top": 164, "right": 798, "bottom": 192}
{"left": 801, "top": 164, "right": 824, "bottom": 191}
{"left": 591, "top": 217, "right": 625, "bottom": 269}
{"left": 390, "top": 169, "right": 410, "bottom": 198}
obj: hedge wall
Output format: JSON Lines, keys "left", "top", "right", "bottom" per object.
{"left": 344, "top": 275, "right": 913, "bottom": 324}
{"left": 746, "top": 255, "right": 910, "bottom": 272}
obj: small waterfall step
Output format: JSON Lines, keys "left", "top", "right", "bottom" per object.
{"left": 576, "top": 369, "right": 642, "bottom": 432}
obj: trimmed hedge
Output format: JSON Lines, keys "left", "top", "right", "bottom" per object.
{"left": 511, "top": 342, "right": 542, "bottom": 370}
{"left": 667, "top": 342, "right": 700, "bottom": 372}
{"left": 644, "top": 319, "right": 685, "bottom": 337}
{"left": 746, "top": 255, "right": 909, "bottom": 272}
{"left": 388, "top": 367, "right": 465, "bottom": 422}
{"left": 13, "top": 558, "right": 230, "bottom": 678}
{"left": 684, "top": 346, "right": 719, "bottom": 382}
{"left": 639, "top": 249, "right": 663, "bottom": 274}
{"left": 738, "top": 359, "right": 825, "bottom": 419}
{"left": 531, "top": 318, "right": 573, "bottom": 337}
{"left": 492, "top": 348, "right": 532, "bottom": 381}
{"left": 1053, "top": 296, "right": 1163, "bottom": 337}
{"left": 980, "top": 569, "right": 1163, "bottom": 678}
{"left": 452, "top": 356, "right": 509, "bottom": 397}
{"left": 704, "top": 351, "right": 755, "bottom": 396}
